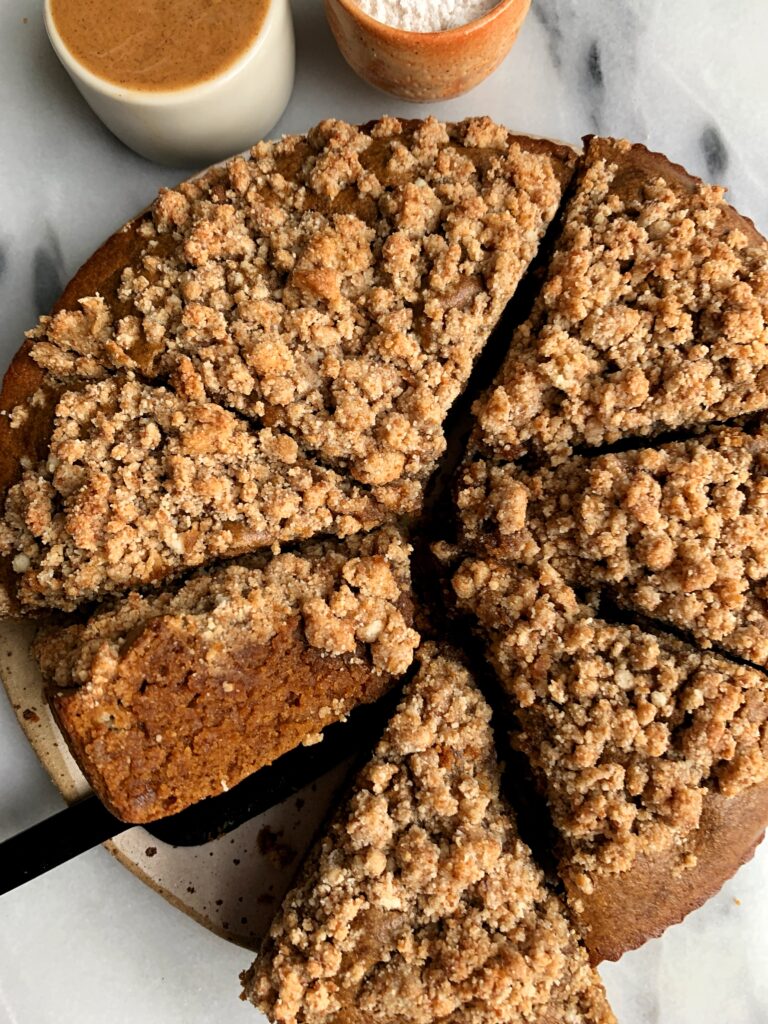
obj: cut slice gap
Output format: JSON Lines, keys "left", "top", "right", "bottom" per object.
{"left": 418, "top": 156, "right": 582, "bottom": 547}
{"left": 570, "top": 411, "right": 765, "bottom": 459}
{"left": 594, "top": 590, "right": 768, "bottom": 680}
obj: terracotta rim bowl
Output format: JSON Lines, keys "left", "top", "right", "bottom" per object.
{"left": 324, "top": 0, "right": 532, "bottom": 102}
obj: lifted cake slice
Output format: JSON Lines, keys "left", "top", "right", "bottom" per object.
{"left": 473, "top": 136, "right": 768, "bottom": 462}
{"left": 452, "top": 557, "right": 768, "bottom": 962}
{"left": 243, "top": 644, "right": 615, "bottom": 1024}
{"left": 457, "top": 423, "right": 768, "bottom": 667}
{"left": 35, "top": 526, "right": 419, "bottom": 822}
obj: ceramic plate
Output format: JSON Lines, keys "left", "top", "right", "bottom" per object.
{"left": 0, "top": 617, "right": 348, "bottom": 950}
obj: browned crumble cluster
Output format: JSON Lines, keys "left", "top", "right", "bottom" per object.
{"left": 0, "top": 374, "right": 413, "bottom": 611}
{"left": 27, "top": 117, "right": 571, "bottom": 487}
{"left": 457, "top": 424, "right": 768, "bottom": 666}
{"left": 451, "top": 558, "right": 768, "bottom": 891}
{"left": 474, "top": 136, "right": 768, "bottom": 462}
{"left": 243, "top": 645, "right": 615, "bottom": 1024}
{"left": 35, "top": 527, "right": 419, "bottom": 821}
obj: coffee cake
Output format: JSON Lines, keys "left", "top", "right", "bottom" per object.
{"left": 452, "top": 557, "right": 768, "bottom": 961}
{"left": 473, "top": 136, "right": 768, "bottom": 462}
{"left": 35, "top": 527, "right": 418, "bottom": 822}
{"left": 243, "top": 645, "right": 615, "bottom": 1023}
{"left": 2, "top": 124, "right": 768, "bottom": 996}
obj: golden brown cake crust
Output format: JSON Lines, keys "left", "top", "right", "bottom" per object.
{"left": 243, "top": 645, "right": 614, "bottom": 1024}
{"left": 573, "top": 779, "right": 768, "bottom": 963}
{"left": 37, "top": 528, "right": 419, "bottom": 822}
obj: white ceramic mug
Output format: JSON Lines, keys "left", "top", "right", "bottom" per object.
{"left": 44, "top": 0, "right": 295, "bottom": 167}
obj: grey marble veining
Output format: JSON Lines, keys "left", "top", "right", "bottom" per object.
{"left": 2, "top": 1, "right": 768, "bottom": 1022}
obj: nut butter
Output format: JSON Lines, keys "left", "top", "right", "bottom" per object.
{"left": 50, "top": 0, "right": 271, "bottom": 91}
{"left": 44, "top": 0, "right": 294, "bottom": 165}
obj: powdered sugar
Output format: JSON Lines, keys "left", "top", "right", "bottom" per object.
{"left": 356, "top": 0, "right": 500, "bottom": 32}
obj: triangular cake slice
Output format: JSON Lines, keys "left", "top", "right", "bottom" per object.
{"left": 457, "top": 423, "right": 768, "bottom": 667}
{"left": 452, "top": 557, "right": 768, "bottom": 962}
{"left": 473, "top": 136, "right": 768, "bottom": 462}
{"left": 35, "top": 526, "right": 418, "bottom": 822}
{"left": 243, "top": 644, "right": 614, "bottom": 1024}
{"left": 0, "top": 374, "right": 412, "bottom": 611}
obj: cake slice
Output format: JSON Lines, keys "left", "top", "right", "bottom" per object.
{"left": 452, "top": 557, "right": 768, "bottom": 962}
{"left": 242, "top": 644, "right": 615, "bottom": 1024}
{"left": 8, "top": 117, "right": 576, "bottom": 485}
{"left": 457, "top": 423, "right": 768, "bottom": 667}
{"left": 473, "top": 136, "right": 768, "bottom": 462}
{"left": 0, "top": 373, "right": 413, "bottom": 612}
{"left": 35, "top": 526, "right": 418, "bottom": 822}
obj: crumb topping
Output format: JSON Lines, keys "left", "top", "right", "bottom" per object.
{"left": 244, "top": 645, "right": 614, "bottom": 1024}
{"left": 475, "top": 137, "right": 768, "bottom": 461}
{"left": 27, "top": 117, "right": 570, "bottom": 487}
{"left": 0, "top": 374, "right": 417, "bottom": 610}
{"left": 35, "top": 527, "right": 418, "bottom": 686}
{"left": 458, "top": 425, "right": 768, "bottom": 665}
{"left": 452, "top": 558, "right": 768, "bottom": 887}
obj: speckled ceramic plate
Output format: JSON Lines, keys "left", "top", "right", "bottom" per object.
{"left": 0, "top": 617, "right": 348, "bottom": 950}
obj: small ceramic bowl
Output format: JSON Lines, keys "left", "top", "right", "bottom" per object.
{"left": 44, "top": 0, "right": 295, "bottom": 167}
{"left": 324, "top": 0, "right": 531, "bottom": 102}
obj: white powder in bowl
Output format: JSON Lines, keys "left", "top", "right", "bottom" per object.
{"left": 355, "top": 0, "right": 501, "bottom": 33}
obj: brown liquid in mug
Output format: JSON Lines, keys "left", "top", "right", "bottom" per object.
{"left": 50, "top": 0, "right": 270, "bottom": 91}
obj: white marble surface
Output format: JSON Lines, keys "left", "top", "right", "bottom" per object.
{"left": 1, "top": 1, "right": 768, "bottom": 1022}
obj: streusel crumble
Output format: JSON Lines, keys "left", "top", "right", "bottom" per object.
{"left": 243, "top": 645, "right": 615, "bottom": 1024}
{"left": 474, "top": 137, "right": 768, "bottom": 462}
{"left": 458, "top": 424, "right": 768, "bottom": 665}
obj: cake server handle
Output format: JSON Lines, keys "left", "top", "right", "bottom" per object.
{"left": 1, "top": 689, "right": 401, "bottom": 896}
{"left": 0, "top": 796, "right": 130, "bottom": 896}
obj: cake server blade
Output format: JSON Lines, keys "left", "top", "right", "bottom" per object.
{"left": 0, "top": 692, "right": 396, "bottom": 896}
